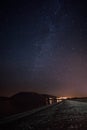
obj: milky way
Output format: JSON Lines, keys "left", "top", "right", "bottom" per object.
{"left": 0, "top": 0, "right": 87, "bottom": 96}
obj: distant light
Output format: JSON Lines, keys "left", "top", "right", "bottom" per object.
{"left": 57, "top": 97, "right": 68, "bottom": 100}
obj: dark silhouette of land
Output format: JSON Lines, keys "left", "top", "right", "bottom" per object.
{"left": 0, "top": 92, "right": 87, "bottom": 122}
{"left": 0, "top": 92, "right": 56, "bottom": 118}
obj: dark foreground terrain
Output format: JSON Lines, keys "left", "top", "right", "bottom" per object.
{"left": 0, "top": 100, "right": 87, "bottom": 130}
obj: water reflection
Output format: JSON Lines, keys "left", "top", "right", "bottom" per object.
{"left": 46, "top": 97, "right": 63, "bottom": 105}
{"left": 49, "top": 98, "right": 53, "bottom": 104}
{"left": 56, "top": 98, "right": 62, "bottom": 103}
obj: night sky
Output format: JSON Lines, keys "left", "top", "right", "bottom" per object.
{"left": 0, "top": 0, "right": 87, "bottom": 97}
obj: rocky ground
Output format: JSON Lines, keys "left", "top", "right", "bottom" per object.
{"left": 0, "top": 100, "right": 87, "bottom": 130}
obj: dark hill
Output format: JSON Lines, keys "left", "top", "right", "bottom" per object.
{"left": 0, "top": 92, "right": 57, "bottom": 118}
{"left": 10, "top": 92, "right": 46, "bottom": 109}
{"left": 0, "top": 97, "right": 9, "bottom": 101}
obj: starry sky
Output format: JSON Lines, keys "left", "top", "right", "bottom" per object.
{"left": 0, "top": 0, "right": 87, "bottom": 97}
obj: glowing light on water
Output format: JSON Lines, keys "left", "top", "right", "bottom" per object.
{"left": 56, "top": 98, "right": 62, "bottom": 103}
{"left": 49, "top": 97, "right": 53, "bottom": 104}
{"left": 56, "top": 97, "right": 68, "bottom": 102}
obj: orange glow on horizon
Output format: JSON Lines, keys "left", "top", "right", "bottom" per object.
{"left": 57, "top": 96, "right": 68, "bottom": 100}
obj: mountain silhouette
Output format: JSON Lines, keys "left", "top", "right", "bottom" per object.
{"left": 0, "top": 92, "right": 56, "bottom": 118}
